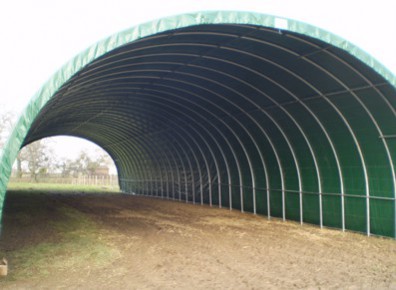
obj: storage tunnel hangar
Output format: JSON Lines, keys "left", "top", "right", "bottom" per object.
{"left": 1, "top": 11, "right": 396, "bottom": 238}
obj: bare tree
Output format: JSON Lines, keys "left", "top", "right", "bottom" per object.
{"left": 0, "top": 111, "right": 15, "bottom": 149}
{"left": 58, "top": 150, "right": 113, "bottom": 177}
{"left": 18, "top": 140, "right": 54, "bottom": 181}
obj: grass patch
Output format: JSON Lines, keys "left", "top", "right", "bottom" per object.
{"left": 0, "top": 191, "right": 120, "bottom": 282}
{"left": 11, "top": 207, "right": 119, "bottom": 279}
{"left": 7, "top": 182, "right": 119, "bottom": 193}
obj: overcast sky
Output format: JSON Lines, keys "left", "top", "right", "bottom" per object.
{"left": 1, "top": 0, "right": 395, "bottom": 166}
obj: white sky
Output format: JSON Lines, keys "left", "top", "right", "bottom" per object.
{"left": 0, "top": 0, "right": 395, "bottom": 169}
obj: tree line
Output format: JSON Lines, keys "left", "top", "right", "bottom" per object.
{"left": 0, "top": 110, "right": 113, "bottom": 181}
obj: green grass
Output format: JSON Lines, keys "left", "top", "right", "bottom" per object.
{"left": 0, "top": 190, "right": 121, "bottom": 282}
{"left": 9, "top": 206, "right": 120, "bottom": 280}
{"left": 7, "top": 182, "right": 119, "bottom": 193}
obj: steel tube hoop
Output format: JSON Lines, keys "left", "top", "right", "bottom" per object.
{"left": 93, "top": 119, "right": 160, "bottom": 196}
{"left": 171, "top": 132, "right": 196, "bottom": 204}
{"left": 102, "top": 103, "right": 210, "bottom": 205}
{"left": 138, "top": 139, "right": 167, "bottom": 198}
{"left": 156, "top": 135, "right": 182, "bottom": 200}
{"left": 183, "top": 63, "right": 321, "bottom": 222}
{"left": 116, "top": 133, "right": 162, "bottom": 196}
{"left": 208, "top": 54, "right": 340, "bottom": 228}
{"left": 166, "top": 126, "right": 212, "bottom": 205}
{"left": 155, "top": 80, "right": 278, "bottom": 217}
{"left": 72, "top": 84, "right": 245, "bottom": 211}
{"left": 134, "top": 87, "right": 249, "bottom": 212}
{"left": 67, "top": 65, "right": 284, "bottom": 215}
{"left": 165, "top": 118, "right": 216, "bottom": 206}
{"left": 109, "top": 103, "right": 204, "bottom": 204}
{"left": 180, "top": 121, "right": 224, "bottom": 207}
{"left": 37, "top": 27, "right": 386, "bottom": 233}
{"left": 298, "top": 57, "right": 371, "bottom": 235}
{"left": 298, "top": 40, "right": 396, "bottom": 236}
{"left": 114, "top": 100, "right": 219, "bottom": 207}
{"left": 200, "top": 50, "right": 342, "bottom": 228}
{"left": 146, "top": 134, "right": 177, "bottom": 199}
{"left": 112, "top": 43, "right": 343, "bottom": 224}
{"left": 71, "top": 125, "right": 146, "bottom": 194}
{"left": 156, "top": 130, "right": 193, "bottom": 201}
{"left": 171, "top": 70, "right": 304, "bottom": 220}
{"left": 257, "top": 31, "right": 379, "bottom": 233}
{"left": 76, "top": 36, "right": 378, "bottom": 230}
{"left": 158, "top": 103, "right": 231, "bottom": 208}
{"left": 106, "top": 92, "right": 232, "bottom": 209}
{"left": 71, "top": 126, "right": 149, "bottom": 194}
{"left": 72, "top": 78, "right": 253, "bottom": 213}
{"left": 78, "top": 50, "right": 339, "bottom": 227}
{"left": 73, "top": 69, "right": 306, "bottom": 219}
{"left": 92, "top": 89, "right": 241, "bottom": 211}
{"left": 171, "top": 131, "right": 212, "bottom": 206}
{"left": 168, "top": 131, "right": 198, "bottom": 203}
{"left": 71, "top": 85, "right": 234, "bottom": 207}
{"left": 86, "top": 116, "right": 170, "bottom": 197}
{"left": 34, "top": 107, "right": 155, "bottom": 196}
{"left": 58, "top": 44, "right": 350, "bottom": 223}
{"left": 153, "top": 79, "right": 279, "bottom": 215}
{"left": 67, "top": 86, "right": 234, "bottom": 208}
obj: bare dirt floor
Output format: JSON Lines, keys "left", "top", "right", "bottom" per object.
{"left": 0, "top": 190, "right": 396, "bottom": 289}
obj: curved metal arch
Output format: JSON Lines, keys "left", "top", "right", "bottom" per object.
{"left": 68, "top": 81, "right": 253, "bottom": 212}
{"left": 62, "top": 38, "right": 378, "bottom": 224}
{"left": 169, "top": 68, "right": 314, "bottom": 222}
{"left": 74, "top": 88, "right": 249, "bottom": 211}
{"left": 83, "top": 36, "right": 362, "bottom": 213}
{"left": 68, "top": 112, "right": 170, "bottom": 197}
{"left": 68, "top": 53, "right": 304, "bottom": 215}
{"left": 71, "top": 72, "right": 284, "bottom": 214}
{"left": 94, "top": 93, "right": 242, "bottom": 211}
{"left": 288, "top": 34, "right": 396, "bottom": 234}
{"left": 79, "top": 99, "right": 217, "bottom": 203}
{"left": 66, "top": 47, "right": 327, "bottom": 207}
{"left": 155, "top": 135, "right": 184, "bottom": 200}
{"left": 70, "top": 84, "right": 260, "bottom": 211}
{"left": 62, "top": 82, "right": 262, "bottom": 211}
{"left": 64, "top": 128, "right": 147, "bottom": 194}
{"left": 65, "top": 43, "right": 344, "bottom": 226}
{"left": 36, "top": 60, "right": 328, "bottom": 224}
{"left": 86, "top": 103, "right": 211, "bottom": 203}
{"left": 168, "top": 130, "right": 197, "bottom": 203}
{"left": 141, "top": 77, "right": 290, "bottom": 214}
{"left": 61, "top": 98, "right": 201, "bottom": 201}
{"left": 117, "top": 93, "right": 234, "bottom": 209}
{"left": 105, "top": 86, "right": 263, "bottom": 212}
{"left": 81, "top": 122, "right": 164, "bottom": 196}
{"left": 77, "top": 80, "right": 283, "bottom": 215}
{"left": 114, "top": 101, "right": 219, "bottom": 204}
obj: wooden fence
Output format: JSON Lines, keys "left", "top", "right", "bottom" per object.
{"left": 10, "top": 175, "right": 119, "bottom": 187}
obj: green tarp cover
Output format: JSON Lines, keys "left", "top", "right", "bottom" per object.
{"left": 1, "top": 11, "right": 396, "bottom": 237}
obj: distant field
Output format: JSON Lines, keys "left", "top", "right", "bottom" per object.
{"left": 7, "top": 182, "right": 119, "bottom": 193}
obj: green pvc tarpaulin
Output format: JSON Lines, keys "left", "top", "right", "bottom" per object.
{"left": 1, "top": 11, "right": 396, "bottom": 238}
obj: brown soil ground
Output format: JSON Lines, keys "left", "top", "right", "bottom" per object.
{"left": 0, "top": 192, "right": 396, "bottom": 289}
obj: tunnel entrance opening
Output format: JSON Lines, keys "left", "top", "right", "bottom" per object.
{"left": 8, "top": 136, "right": 119, "bottom": 192}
